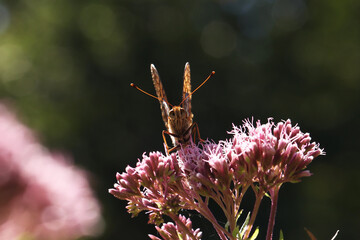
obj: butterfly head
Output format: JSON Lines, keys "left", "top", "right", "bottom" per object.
{"left": 169, "top": 106, "right": 189, "bottom": 120}
{"left": 168, "top": 106, "right": 193, "bottom": 132}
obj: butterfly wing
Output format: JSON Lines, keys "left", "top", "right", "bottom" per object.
{"left": 182, "top": 62, "right": 192, "bottom": 115}
{"left": 151, "top": 64, "right": 170, "bottom": 129}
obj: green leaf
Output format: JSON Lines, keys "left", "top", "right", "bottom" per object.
{"left": 248, "top": 227, "right": 259, "bottom": 240}
{"left": 265, "top": 192, "right": 271, "bottom": 198}
{"left": 279, "top": 229, "right": 284, "bottom": 240}
{"left": 239, "top": 212, "right": 251, "bottom": 238}
{"left": 232, "top": 225, "right": 240, "bottom": 238}
{"left": 225, "top": 221, "right": 230, "bottom": 232}
{"left": 233, "top": 209, "right": 243, "bottom": 238}
{"left": 235, "top": 209, "right": 243, "bottom": 222}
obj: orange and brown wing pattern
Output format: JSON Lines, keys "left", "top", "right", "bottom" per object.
{"left": 150, "top": 64, "right": 170, "bottom": 129}
{"left": 182, "top": 62, "right": 192, "bottom": 116}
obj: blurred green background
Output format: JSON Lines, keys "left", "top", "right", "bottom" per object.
{"left": 0, "top": 0, "right": 359, "bottom": 239}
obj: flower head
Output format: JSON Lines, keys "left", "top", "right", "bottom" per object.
{"left": 110, "top": 118, "right": 324, "bottom": 239}
{"left": 227, "top": 118, "right": 324, "bottom": 190}
{"left": 109, "top": 152, "right": 192, "bottom": 224}
{"left": 149, "top": 215, "right": 202, "bottom": 240}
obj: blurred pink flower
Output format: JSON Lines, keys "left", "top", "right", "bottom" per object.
{"left": 0, "top": 103, "right": 102, "bottom": 240}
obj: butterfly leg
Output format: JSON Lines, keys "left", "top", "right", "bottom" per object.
{"left": 190, "top": 122, "right": 205, "bottom": 143}
{"left": 162, "top": 130, "right": 180, "bottom": 154}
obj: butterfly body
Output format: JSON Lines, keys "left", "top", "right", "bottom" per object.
{"left": 131, "top": 62, "right": 214, "bottom": 153}
{"left": 151, "top": 62, "right": 196, "bottom": 151}
{"left": 167, "top": 106, "right": 193, "bottom": 146}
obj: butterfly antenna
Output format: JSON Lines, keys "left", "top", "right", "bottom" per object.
{"left": 130, "top": 83, "right": 173, "bottom": 107}
{"left": 179, "top": 70, "right": 215, "bottom": 105}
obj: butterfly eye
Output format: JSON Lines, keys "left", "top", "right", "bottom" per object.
{"left": 180, "top": 108, "right": 187, "bottom": 118}
{"left": 169, "top": 110, "right": 175, "bottom": 118}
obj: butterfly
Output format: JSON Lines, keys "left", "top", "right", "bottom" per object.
{"left": 131, "top": 62, "right": 214, "bottom": 153}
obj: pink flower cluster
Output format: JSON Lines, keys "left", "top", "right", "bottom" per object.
{"left": 226, "top": 119, "right": 323, "bottom": 189}
{"left": 149, "top": 215, "right": 202, "bottom": 240}
{"left": 0, "top": 103, "right": 102, "bottom": 240}
{"left": 110, "top": 118, "right": 324, "bottom": 240}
